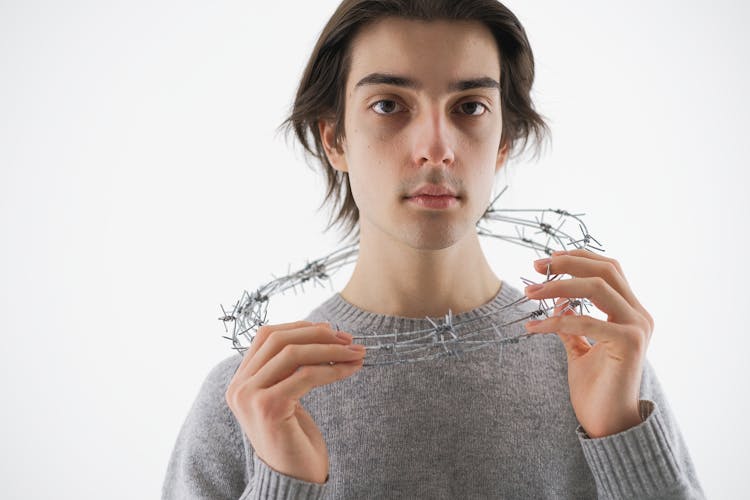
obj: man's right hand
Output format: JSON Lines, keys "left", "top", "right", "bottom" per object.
{"left": 225, "top": 321, "right": 366, "bottom": 484}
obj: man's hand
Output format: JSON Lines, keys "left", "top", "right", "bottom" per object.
{"left": 523, "top": 249, "right": 655, "bottom": 438}
{"left": 225, "top": 321, "right": 366, "bottom": 484}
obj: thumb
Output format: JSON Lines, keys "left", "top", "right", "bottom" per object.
{"left": 554, "top": 297, "right": 591, "bottom": 360}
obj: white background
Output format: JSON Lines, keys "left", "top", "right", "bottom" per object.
{"left": 2, "top": 0, "right": 747, "bottom": 498}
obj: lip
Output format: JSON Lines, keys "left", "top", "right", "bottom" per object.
{"left": 406, "top": 184, "right": 458, "bottom": 198}
{"left": 406, "top": 194, "right": 459, "bottom": 209}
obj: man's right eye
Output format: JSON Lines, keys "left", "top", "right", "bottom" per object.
{"left": 371, "top": 100, "right": 403, "bottom": 115}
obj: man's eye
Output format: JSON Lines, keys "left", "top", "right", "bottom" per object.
{"left": 371, "top": 100, "right": 403, "bottom": 115}
{"left": 371, "top": 100, "right": 488, "bottom": 116}
{"left": 457, "top": 101, "right": 488, "bottom": 116}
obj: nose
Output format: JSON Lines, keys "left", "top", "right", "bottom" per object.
{"left": 411, "top": 106, "right": 455, "bottom": 167}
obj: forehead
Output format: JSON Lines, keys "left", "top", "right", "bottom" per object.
{"left": 347, "top": 17, "right": 501, "bottom": 92}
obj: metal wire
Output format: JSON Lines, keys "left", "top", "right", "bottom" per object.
{"left": 218, "top": 185, "right": 602, "bottom": 366}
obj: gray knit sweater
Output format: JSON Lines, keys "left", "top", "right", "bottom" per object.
{"left": 162, "top": 282, "right": 705, "bottom": 499}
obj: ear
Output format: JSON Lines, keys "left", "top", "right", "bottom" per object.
{"left": 495, "top": 141, "right": 509, "bottom": 174}
{"left": 318, "top": 119, "right": 349, "bottom": 173}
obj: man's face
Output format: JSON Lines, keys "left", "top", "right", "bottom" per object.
{"left": 322, "top": 17, "right": 507, "bottom": 250}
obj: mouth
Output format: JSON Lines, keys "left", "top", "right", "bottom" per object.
{"left": 406, "top": 184, "right": 459, "bottom": 198}
{"left": 405, "top": 194, "right": 459, "bottom": 209}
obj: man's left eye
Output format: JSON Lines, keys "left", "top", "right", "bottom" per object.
{"left": 458, "top": 102, "right": 488, "bottom": 116}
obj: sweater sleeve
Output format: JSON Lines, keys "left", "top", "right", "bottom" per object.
{"left": 575, "top": 357, "right": 706, "bottom": 499}
{"left": 161, "top": 355, "right": 329, "bottom": 499}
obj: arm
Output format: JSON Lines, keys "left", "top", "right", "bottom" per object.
{"left": 576, "top": 358, "right": 706, "bottom": 500}
{"left": 524, "top": 250, "right": 706, "bottom": 499}
{"left": 161, "top": 355, "right": 329, "bottom": 499}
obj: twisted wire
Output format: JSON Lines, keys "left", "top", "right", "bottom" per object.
{"left": 218, "top": 186, "right": 602, "bottom": 366}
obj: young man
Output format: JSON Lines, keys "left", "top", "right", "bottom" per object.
{"left": 163, "top": 1, "right": 705, "bottom": 498}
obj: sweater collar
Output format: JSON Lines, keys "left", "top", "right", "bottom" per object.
{"left": 309, "top": 280, "right": 524, "bottom": 336}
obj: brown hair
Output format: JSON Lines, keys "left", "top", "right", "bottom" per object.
{"left": 279, "top": 0, "right": 550, "bottom": 244}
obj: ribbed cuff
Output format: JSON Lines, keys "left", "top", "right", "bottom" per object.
{"left": 244, "top": 452, "right": 329, "bottom": 499}
{"left": 576, "top": 400, "right": 684, "bottom": 499}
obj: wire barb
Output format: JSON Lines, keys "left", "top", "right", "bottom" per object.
{"left": 218, "top": 185, "right": 605, "bottom": 365}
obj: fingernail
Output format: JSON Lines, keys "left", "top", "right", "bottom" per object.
{"left": 534, "top": 258, "right": 551, "bottom": 266}
{"left": 526, "top": 283, "right": 544, "bottom": 293}
{"left": 526, "top": 320, "right": 543, "bottom": 327}
{"left": 336, "top": 331, "right": 353, "bottom": 342}
{"left": 347, "top": 343, "right": 365, "bottom": 351}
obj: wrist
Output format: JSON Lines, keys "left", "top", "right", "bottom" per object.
{"left": 584, "top": 408, "right": 642, "bottom": 439}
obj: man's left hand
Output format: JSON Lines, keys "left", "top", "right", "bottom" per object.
{"left": 523, "top": 249, "right": 655, "bottom": 438}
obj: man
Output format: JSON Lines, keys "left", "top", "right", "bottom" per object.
{"left": 163, "top": 1, "right": 705, "bottom": 498}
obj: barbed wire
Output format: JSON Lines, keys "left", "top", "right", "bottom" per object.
{"left": 218, "top": 186, "right": 602, "bottom": 366}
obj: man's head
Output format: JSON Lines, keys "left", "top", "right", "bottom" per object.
{"left": 281, "top": 0, "right": 549, "bottom": 245}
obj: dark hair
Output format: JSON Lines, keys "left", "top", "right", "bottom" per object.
{"left": 279, "top": 0, "right": 550, "bottom": 244}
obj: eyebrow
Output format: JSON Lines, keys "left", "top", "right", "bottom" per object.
{"left": 354, "top": 72, "right": 500, "bottom": 93}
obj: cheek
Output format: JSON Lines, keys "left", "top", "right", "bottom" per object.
{"left": 345, "top": 150, "right": 388, "bottom": 209}
{"left": 456, "top": 129, "right": 498, "bottom": 168}
{"left": 465, "top": 121, "right": 502, "bottom": 163}
{"left": 461, "top": 137, "right": 502, "bottom": 203}
{"left": 466, "top": 120, "right": 502, "bottom": 150}
{"left": 345, "top": 122, "right": 406, "bottom": 185}
{"left": 365, "top": 125, "right": 407, "bottom": 153}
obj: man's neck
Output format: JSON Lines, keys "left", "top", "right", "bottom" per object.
{"left": 340, "top": 228, "right": 502, "bottom": 318}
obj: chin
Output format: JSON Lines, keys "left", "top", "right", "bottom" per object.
{"left": 399, "top": 222, "right": 467, "bottom": 251}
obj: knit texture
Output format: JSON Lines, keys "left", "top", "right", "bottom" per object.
{"left": 162, "top": 282, "right": 705, "bottom": 499}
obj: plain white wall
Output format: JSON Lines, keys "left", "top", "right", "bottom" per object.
{"left": 1, "top": 0, "right": 747, "bottom": 498}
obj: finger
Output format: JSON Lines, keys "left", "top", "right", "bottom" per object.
{"left": 268, "top": 356, "right": 365, "bottom": 404}
{"left": 525, "top": 276, "right": 640, "bottom": 326}
{"left": 552, "top": 249, "right": 626, "bottom": 279}
{"left": 234, "top": 321, "right": 326, "bottom": 380}
{"left": 552, "top": 297, "right": 592, "bottom": 358}
{"left": 525, "top": 313, "right": 647, "bottom": 353}
{"left": 249, "top": 321, "right": 316, "bottom": 357}
{"left": 535, "top": 254, "right": 635, "bottom": 309}
{"left": 545, "top": 250, "right": 653, "bottom": 330}
{"left": 241, "top": 323, "right": 350, "bottom": 379}
{"left": 250, "top": 342, "right": 367, "bottom": 389}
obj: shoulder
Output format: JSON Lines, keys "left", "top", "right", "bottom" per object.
{"left": 205, "top": 353, "right": 244, "bottom": 390}
{"left": 184, "top": 354, "right": 245, "bottom": 435}
{"left": 162, "top": 353, "right": 250, "bottom": 498}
